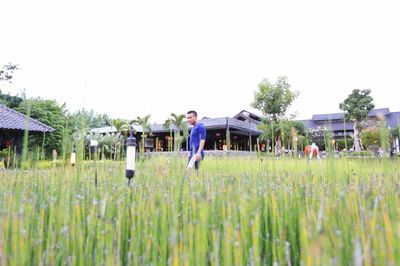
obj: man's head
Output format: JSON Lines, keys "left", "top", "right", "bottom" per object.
{"left": 186, "top": 110, "right": 198, "bottom": 125}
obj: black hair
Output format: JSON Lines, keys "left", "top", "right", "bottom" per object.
{"left": 187, "top": 110, "right": 198, "bottom": 117}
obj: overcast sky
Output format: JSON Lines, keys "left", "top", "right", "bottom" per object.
{"left": 1, "top": 0, "right": 399, "bottom": 123}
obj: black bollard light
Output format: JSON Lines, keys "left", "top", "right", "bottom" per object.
{"left": 71, "top": 145, "right": 76, "bottom": 167}
{"left": 126, "top": 128, "right": 137, "bottom": 185}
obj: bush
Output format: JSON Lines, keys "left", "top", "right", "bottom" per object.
{"left": 361, "top": 127, "right": 392, "bottom": 150}
{"left": 349, "top": 151, "right": 375, "bottom": 157}
{"left": 335, "top": 139, "right": 354, "bottom": 150}
{"left": 35, "top": 160, "right": 64, "bottom": 169}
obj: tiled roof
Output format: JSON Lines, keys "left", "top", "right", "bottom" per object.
{"left": 90, "top": 125, "right": 142, "bottom": 134}
{"left": 312, "top": 113, "right": 343, "bottom": 121}
{"left": 387, "top": 112, "right": 400, "bottom": 128}
{"left": 91, "top": 117, "right": 262, "bottom": 135}
{"left": 369, "top": 108, "right": 390, "bottom": 116}
{"left": 311, "top": 108, "right": 392, "bottom": 121}
{"left": 233, "top": 110, "right": 262, "bottom": 123}
{"left": 0, "top": 104, "right": 55, "bottom": 132}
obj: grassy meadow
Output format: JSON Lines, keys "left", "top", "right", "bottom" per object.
{"left": 1, "top": 156, "right": 400, "bottom": 265}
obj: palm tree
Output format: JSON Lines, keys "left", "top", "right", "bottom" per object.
{"left": 112, "top": 119, "right": 130, "bottom": 160}
{"left": 164, "top": 118, "right": 173, "bottom": 151}
{"left": 131, "top": 115, "right": 152, "bottom": 153}
{"left": 165, "top": 113, "right": 188, "bottom": 151}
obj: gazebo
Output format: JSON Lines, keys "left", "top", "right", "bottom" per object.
{"left": 0, "top": 104, "right": 55, "bottom": 154}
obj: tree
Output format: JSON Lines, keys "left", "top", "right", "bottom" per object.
{"left": 111, "top": 119, "right": 130, "bottom": 160}
{"left": 391, "top": 126, "right": 399, "bottom": 139}
{"left": 361, "top": 127, "right": 392, "bottom": 150}
{"left": 16, "top": 97, "right": 68, "bottom": 157}
{"left": 0, "top": 64, "right": 19, "bottom": 82}
{"left": 163, "top": 118, "right": 173, "bottom": 151}
{"left": 0, "top": 90, "right": 23, "bottom": 109}
{"left": 164, "top": 113, "right": 188, "bottom": 151}
{"left": 0, "top": 64, "right": 23, "bottom": 108}
{"left": 251, "top": 77, "right": 299, "bottom": 121}
{"left": 339, "top": 89, "right": 374, "bottom": 151}
{"left": 308, "top": 126, "right": 327, "bottom": 150}
{"left": 258, "top": 119, "right": 305, "bottom": 154}
{"left": 131, "top": 115, "right": 152, "bottom": 153}
{"left": 251, "top": 76, "right": 299, "bottom": 155}
{"left": 68, "top": 109, "right": 112, "bottom": 131}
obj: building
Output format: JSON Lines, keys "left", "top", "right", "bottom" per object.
{"left": 0, "top": 104, "right": 55, "bottom": 154}
{"left": 91, "top": 110, "right": 263, "bottom": 152}
{"left": 301, "top": 108, "right": 400, "bottom": 140}
{"left": 90, "top": 108, "right": 400, "bottom": 152}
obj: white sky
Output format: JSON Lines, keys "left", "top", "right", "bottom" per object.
{"left": 1, "top": 0, "right": 399, "bottom": 123}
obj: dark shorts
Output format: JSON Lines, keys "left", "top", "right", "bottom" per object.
{"left": 188, "top": 154, "right": 204, "bottom": 170}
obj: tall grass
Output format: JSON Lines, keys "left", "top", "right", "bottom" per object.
{"left": 1, "top": 156, "right": 399, "bottom": 265}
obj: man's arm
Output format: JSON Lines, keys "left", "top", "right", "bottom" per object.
{"left": 195, "top": 125, "right": 206, "bottom": 161}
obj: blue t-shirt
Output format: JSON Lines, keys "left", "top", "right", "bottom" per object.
{"left": 189, "top": 122, "right": 206, "bottom": 156}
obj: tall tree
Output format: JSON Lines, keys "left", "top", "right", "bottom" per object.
{"left": 0, "top": 64, "right": 22, "bottom": 108}
{"left": 165, "top": 113, "right": 188, "bottom": 151}
{"left": 112, "top": 119, "right": 130, "bottom": 160}
{"left": 0, "top": 64, "right": 19, "bottom": 82}
{"left": 0, "top": 90, "right": 23, "bottom": 109}
{"left": 68, "top": 109, "right": 112, "bottom": 130}
{"left": 16, "top": 97, "right": 67, "bottom": 156}
{"left": 131, "top": 115, "right": 152, "bottom": 153}
{"left": 163, "top": 118, "right": 173, "bottom": 151}
{"left": 251, "top": 76, "right": 299, "bottom": 155}
{"left": 339, "top": 89, "right": 374, "bottom": 151}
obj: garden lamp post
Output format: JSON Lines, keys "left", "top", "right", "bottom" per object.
{"left": 126, "top": 127, "right": 137, "bottom": 185}
{"left": 71, "top": 145, "right": 76, "bottom": 167}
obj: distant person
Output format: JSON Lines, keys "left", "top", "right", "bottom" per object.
{"left": 186, "top": 110, "right": 206, "bottom": 170}
{"left": 305, "top": 143, "right": 320, "bottom": 161}
{"left": 390, "top": 146, "right": 395, "bottom": 159}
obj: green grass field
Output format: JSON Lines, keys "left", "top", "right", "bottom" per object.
{"left": 1, "top": 157, "right": 399, "bottom": 265}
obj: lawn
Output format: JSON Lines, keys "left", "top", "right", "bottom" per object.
{"left": 0, "top": 156, "right": 399, "bottom": 265}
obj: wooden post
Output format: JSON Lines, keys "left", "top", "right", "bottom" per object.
{"left": 226, "top": 118, "right": 231, "bottom": 151}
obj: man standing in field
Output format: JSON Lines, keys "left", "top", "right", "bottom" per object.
{"left": 186, "top": 110, "right": 206, "bottom": 170}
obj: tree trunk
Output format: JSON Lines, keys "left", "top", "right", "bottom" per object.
{"left": 249, "top": 131, "right": 252, "bottom": 152}
{"left": 275, "top": 136, "right": 282, "bottom": 156}
{"left": 114, "top": 143, "right": 117, "bottom": 161}
{"left": 173, "top": 130, "right": 180, "bottom": 151}
{"left": 142, "top": 134, "right": 146, "bottom": 153}
{"left": 353, "top": 122, "right": 363, "bottom": 151}
{"left": 226, "top": 128, "right": 231, "bottom": 151}
{"left": 169, "top": 129, "right": 173, "bottom": 152}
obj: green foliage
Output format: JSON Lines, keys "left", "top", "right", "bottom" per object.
{"left": 164, "top": 113, "right": 188, "bottom": 151}
{"left": 391, "top": 126, "right": 399, "bottom": 139}
{"left": 131, "top": 115, "right": 152, "bottom": 152}
{"left": 112, "top": 119, "right": 130, "bottom": 135}
{"left": 335, "top": 139, "right": 354, "bottom": 150}
{"left": 0, "top": 148, "right": 9, "bottom": 159}
{"left": 339, "top": 89, "right": 374, "bottom": 123}
{"left": 251, "top": 76, "right": 299, "bottom": 121}
{"left": 361, "top": 127, "right": 392, "bottom": 149}
{"left": 308, "top": 126, "right": 327, "bottom": 149}
{"left": 68, "top": 109, "right": 112, "bottom": 133}
{"left": 0, "top": 90, "right": 23, "bottom": 109}
{"left": 259, "top": 119, "right": 304, "bottom": 140}
{"left": 258, "top": 119, "right": 306, "bottom": 153}
{"left": 349, "top": 150, "right": 375, "bottom": 157}
{"left": 0, "top": 64, "right": 22, "bottom": 108}
{"left": 16, "top": 98, "right": 68, "bottom": 156}
{"left": 35, "top": 160, "right": 64, "bottom": 169}
{"left": 1, "top": 158, "right": 400, "bottom": 265}
{"left": 0, "top": 63, "right": 19, "bottom": 82}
